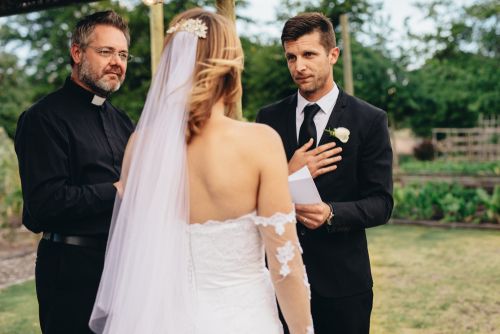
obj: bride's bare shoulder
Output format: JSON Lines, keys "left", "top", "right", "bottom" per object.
{"left": 232, "top": 121, "right": 284, "bottom": 155}
{"left": 236, "top": 121, "right": 281, "bottom": 142}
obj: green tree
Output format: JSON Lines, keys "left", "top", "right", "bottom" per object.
{"left": 400, "top": 0, "right": 500, "bottom": 136}
{"left": 0, "top": 127, "right": 22, "bottom": 226}
{"left": 0, "top": 52, "right": 33, "bottom": 138}
{"left": 241, "top": 37, "right": 295, "bottom": 120}
{"left": 404, "top": 52, "right": 499, "bottom": 137}
{"left": 413, "top": 0, "right": 499, "bottom": 59}
{"left": 277, "top": 0, "right": 380, "bottom": 29}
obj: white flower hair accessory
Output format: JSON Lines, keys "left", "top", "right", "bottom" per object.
{"left": 325, "top": 127, "right": 350, "bottom": 143}
{"left": 166, "top": 18, "right": 208, "bottom": 39}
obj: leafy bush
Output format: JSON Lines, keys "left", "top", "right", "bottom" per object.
{"left": 0, "top": 127, "right": 22, "bottom": 227}
{"left": 393, "top": 182, "right": 499, "bottom": 224}
{"left": 413, "top": 140, "right": 436, "bottom": 161}
{"left": 399, "top": 159, "right": 500, "bottom": 175}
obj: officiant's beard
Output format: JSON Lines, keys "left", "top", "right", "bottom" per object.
{"left": 78, "top": 56, "right": 124, "bottom": 97}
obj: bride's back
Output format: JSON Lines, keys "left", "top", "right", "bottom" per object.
{"left": 188, "top": 106, "right": 267, "bottom": 224}
{"left": 173, "top": 9, "right": 291, "bottom": 224}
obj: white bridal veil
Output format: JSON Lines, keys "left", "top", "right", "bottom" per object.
{"left": 89, "top": 30, "right": 199, "bottom": 333}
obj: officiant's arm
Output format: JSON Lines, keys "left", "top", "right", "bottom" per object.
{"left": 326, "top": 111, "right": 393, "bottom": 233}
{"left": 114, "top": 132, "right": 137, "bottom": 198}
{"left": 15, "top": 110, "right": 118, "bottom": 229}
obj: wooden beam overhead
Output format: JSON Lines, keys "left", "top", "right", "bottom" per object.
{"left": 0, "top": 0, "right": 101, "bottom": 17}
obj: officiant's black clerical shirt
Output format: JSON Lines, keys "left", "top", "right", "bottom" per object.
{"left": 15, "top": 77, "right": 134, "bottom": 235}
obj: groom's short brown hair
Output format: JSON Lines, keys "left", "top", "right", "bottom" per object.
{"left": 281, "top": 12, "right": 336, "bottom": 52}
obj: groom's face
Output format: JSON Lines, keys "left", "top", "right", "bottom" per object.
{"left": 284, "top": 31, "right": 339, "bottom": 101}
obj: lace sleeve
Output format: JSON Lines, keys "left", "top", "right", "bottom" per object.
{"left": 255, "top": 211, "right": 314, "bottom": 334}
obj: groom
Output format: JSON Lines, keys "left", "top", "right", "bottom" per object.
{"left": 256, "top": 12, "right": 393, "bottom": 334}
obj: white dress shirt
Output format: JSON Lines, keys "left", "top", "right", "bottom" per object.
{"left": 295, "top": 84, "right": 340, "bottom": 146}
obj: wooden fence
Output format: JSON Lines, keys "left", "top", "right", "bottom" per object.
{"left": 432, "top": 115, "right": 500, "bottom": 161}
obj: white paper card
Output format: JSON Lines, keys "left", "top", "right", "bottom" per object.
{"left": 288, "top": 166, "right": 322, "bottom": 204}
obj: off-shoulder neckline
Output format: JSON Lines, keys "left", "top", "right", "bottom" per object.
{"left": 188, "top": 210, "right": 295, "bottom": 228}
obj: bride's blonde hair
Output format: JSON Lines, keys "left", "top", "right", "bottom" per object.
{"left": 164, "top": 8, "right": 244, "bottom": 142}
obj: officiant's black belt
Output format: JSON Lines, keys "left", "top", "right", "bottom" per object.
{"left": 42, "top": 232, "right": 106, "bottom": 250}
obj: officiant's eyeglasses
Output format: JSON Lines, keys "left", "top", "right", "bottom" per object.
{"left": 86, "top": 46, "right": 133, "bottom": 62}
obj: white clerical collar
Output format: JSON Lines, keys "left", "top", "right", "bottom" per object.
{"left": 91, "top": 95, "right": 106, "bottom": 106}
{"left": 297, "top": 83, "right": 339, "bottom": 115}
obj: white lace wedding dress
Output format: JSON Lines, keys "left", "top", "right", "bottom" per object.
{"left": 189, "top": 210, "right": 314, "bottom": 334}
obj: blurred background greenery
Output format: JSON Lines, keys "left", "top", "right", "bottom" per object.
{"left": 1, "top": 0, "right": 498, "bottom": 134}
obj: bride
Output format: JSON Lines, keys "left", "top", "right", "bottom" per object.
{"left": 89, "top": 8, "right": 313, "bottom": 334}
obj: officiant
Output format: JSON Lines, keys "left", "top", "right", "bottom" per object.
{"left": 14, "top": 11, "right": 134, "bottom": 334}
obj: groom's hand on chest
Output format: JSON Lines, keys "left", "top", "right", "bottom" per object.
{"left": 288, "top": 139, "right": 342, "bottom": 178}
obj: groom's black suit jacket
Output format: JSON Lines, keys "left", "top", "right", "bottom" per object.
{"left": 256, "top": 89, "right": 393, "bottom": 298}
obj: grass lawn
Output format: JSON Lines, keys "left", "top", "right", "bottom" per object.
{"left": 369, "top": 225, "right": 500, "bottom": 334}
{"left": 0, "top": 280, "right": 39, "bottom": 334}
{"left": 1, "top": 224, "right": 499, "bottom": 333}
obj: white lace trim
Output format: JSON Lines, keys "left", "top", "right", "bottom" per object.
{"left": 254, "top": 210, "right": 296, "bottom": 236}
{"left": 189, "top": 212, "right": 256, "bottom": 230}
{"left": 189, "top": 209, "right": 295, "bottom": 230}
{"left": 297, "top": 241, "right": 303, "bottom": 254}
{"left": 276, "top": 240, "right": 296, "bottom": 278}
{"left": 303, "top": 266, "right": 311, "bottom": 299}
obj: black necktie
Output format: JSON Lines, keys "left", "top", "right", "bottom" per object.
{"left": 298, "top": 103, "right": 321, "bottom": 149}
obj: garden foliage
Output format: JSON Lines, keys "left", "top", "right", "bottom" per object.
{"left": 393, "top": 182, "right": 500, "bottom": 224}
{"left": 0, "top": 128, "right": 22, "bottom": 227}
{"left": 399, "top": 160, "right": 500, "bottom": 175}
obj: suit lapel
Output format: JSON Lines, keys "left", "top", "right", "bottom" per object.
{"left": 284, "top": 94, "right": 298, "bottom": 160}
{"left": 318, "top": 89, "right": 347, "bottom": 146}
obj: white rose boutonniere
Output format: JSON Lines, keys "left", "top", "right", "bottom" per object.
{"left": 325, "top": 127, "right": 350, "bottom": 143}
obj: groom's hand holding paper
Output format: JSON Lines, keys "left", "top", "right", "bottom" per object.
{"left": 288, "top": 166, "right": 321, "bottom": 204}
{"left": 288, "top": 166, "right": 333, "bottom": 230}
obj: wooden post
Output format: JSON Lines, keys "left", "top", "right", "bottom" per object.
{"left": 149, "top": 2, "right": 164, "bottom": 75}
{"left": 216, "top": 0, "right": 236, "bottom": 22}
{"left": 340, "top": 14, "right": 354, "bottom": 95}
{"left": 216, "top": 0, "right": 242, "bottom": 120}
{"left": 388, "top": 114, "right": 399, "bottom": 172}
